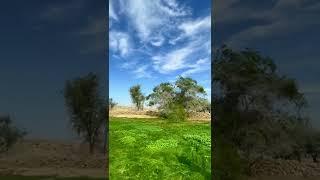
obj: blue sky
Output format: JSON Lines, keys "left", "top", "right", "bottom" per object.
{"left": 109, "top": 0, "right": 211, "bottom": 106}
{"left": 0, "top": 0, "right": 106, "bottom": 140}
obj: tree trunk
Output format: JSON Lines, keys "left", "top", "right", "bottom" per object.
{"left": 89, "top": 141, "right": 95, "bottom": 154}
{"left": 312, "top": 153, "right": 318, "bottom": 163}
{"left": 103, "top": 124, "right": 107, "bottom": 155}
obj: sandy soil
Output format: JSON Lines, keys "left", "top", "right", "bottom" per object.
{"left": 249, "top": 176, "right": 320, "bottom": 180}
{"left": 248, "top": 159, "right": 320, "bottom": 180}
{"left": 109, "top": 105, "right": 211, "bottom": 121}
{"left": 0, "top": 139, "right": 106, "bottom": 178}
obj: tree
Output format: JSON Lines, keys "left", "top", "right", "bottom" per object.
{"left": 0, "top": 115, "right": 26, "bottom": 153}
{"left": 305, "top": 130, "right": 320, "bottom": 162}
{"left": 64, "top": 73, "right": 106, "bottom": 154}
{"left": 129, "top": 85, "right": 145, "bottom": 110}
{"left": 213, "top": 45, "right": 309, "bottom": 159}
{"left": 109, "top": 98, "right": 117, "bottom": 110}
{"left": 175, "top": 76, "right": 207, "bottom": 114}
{"left": 147, "top": 83, "right": 175, "bottom": 110}
{"left": 146, "top": 77, "right": 208, "bottom": 120}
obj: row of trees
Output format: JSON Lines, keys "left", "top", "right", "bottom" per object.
{"left": 129, "top": 76, "right": 210, "bottom": 121}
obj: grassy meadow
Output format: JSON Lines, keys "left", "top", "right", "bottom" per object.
{"left": 109, "top": 117, "right": 211, "bottom": 179}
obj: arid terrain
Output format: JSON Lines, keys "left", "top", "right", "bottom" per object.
{"left": 0, "top": 139, "right": 106, "bottom": 178}
{"left": 248, "top": 159, "right": 320, "bottom": 180}
{"left": 109, "top": 105, "right": 211, "bottom": 121}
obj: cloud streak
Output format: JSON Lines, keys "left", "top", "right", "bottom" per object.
{"left": 109, "top": 31, "right": 131, "bottom": 57}
{"left": 110, "top": 0, "right": 211, "bottom": 79}
{"left": 215, "top": 0, "right": 320, "bottom": 48}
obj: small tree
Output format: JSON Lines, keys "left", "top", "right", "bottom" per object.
{"left": 109, "top": 98, "right": 117, "bottom": 110}
{"left": 129, "top": 85, "right": 145, "bottom": 110}
{"left": 64, "top": 73, "right": 106, "bottom": 154}
{"left": 0, "top": 115, "right": 26, "bottom": 153}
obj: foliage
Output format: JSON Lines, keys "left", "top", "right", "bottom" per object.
{"left": 0, "top": 115, "right": 26, "bottom": 153}
{"left": 147, "top": 82, "right": 175, "bottom": 110}
{"left": 109, "top": 98, "right": 117, "bottom": 110}
{"left": 305, "top": 130, "right": 320, "bottom": 162}
{"left": 146, "top": 76, "right": 208, "bottom": 120}
{"left": 175, "top": 76, "right": 207, "bottom": 113}
{"left": 164, "top": 102, "right": 187, "bottom": 122}
{"left": 129, "top": 85, "right": 145, "bottom": 110}
{"left": 64, "top": 73, "right": 106, "bottom": 154}
{"left": 213, "top": 137, "right": 246, "bottom": 180}
{"left": 213, "top": 45, "right": 312, "bottom": 177}
{"left": 109, "top": 117, "right": 211, "bottom": 179}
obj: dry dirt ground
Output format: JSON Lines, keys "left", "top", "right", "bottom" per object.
{"left": 249, "top": 159, "right": 320, "bottom": 180}
{"left": 109, "top": 105, "right": 211, "bottom": 121}
{"left": 249, "top": 176, "right": 320, "bottom": 180}
{"left": 0, "top": 139, "right": 106, "bottom": 178}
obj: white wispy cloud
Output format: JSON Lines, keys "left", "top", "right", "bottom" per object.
{"left": 178, "top": 15, "right": 211, "bottom": 36}
{"left": 110, "top": 0, "right": 211, "bottom": 79}
{"left": 109, "top": 31, "right": 131, "bottom": 57}
{"left": 120, "top": 61, "right": 138, "bottom": 69}
{"left": 119, "top": 0, "right": 190, "bottom": 44}
{"left": 109, "top": 0, "right": 118, "bottom": 21}
{"left": 133, "top": 65, "right": 152, "bottom": 78}
{"left": 152, "top": 33, "right": 210, "bottom": 74}
{"left": 152, "top": 45, "right": 195, "bottom": 74}
{"left": 181, "top": 58, "right": 211, "bottom": 76}
{"left": 150, "top": 35, "right": 165, "bottom": 47}
{"left": 169, "top": 15, "right": 211, "bottom": 45}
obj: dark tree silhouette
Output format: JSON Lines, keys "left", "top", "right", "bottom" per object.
{"left": 64, "top": 73, "right": 106, "bottom": 154}
{"left": 0, "top": 115, "right": 26, "bottom": 153}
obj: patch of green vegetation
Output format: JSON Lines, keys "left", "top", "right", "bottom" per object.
{"left": 109, "top": 117, "right": 211, "bottom": 180}
{"left": 0, "top": 175, "right": 105, "bottom": 180}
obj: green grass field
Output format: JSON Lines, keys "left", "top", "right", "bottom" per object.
{"left": 109, "top": 117, "right": 211, "bottom": 180}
